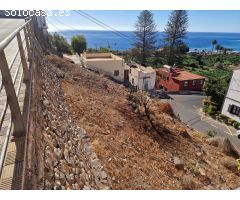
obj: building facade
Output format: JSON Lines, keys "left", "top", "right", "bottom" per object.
{"left": 155, "top": 65, "right": 205, "bottom": 92}
{"left": 128, "top": 63, "right": 156, "bottom": 90}
{"left": 222, "top": 70, "right": 240, "bottom": 123}
{"left": 81, "top": 52, "right": 127, "bottom": 82}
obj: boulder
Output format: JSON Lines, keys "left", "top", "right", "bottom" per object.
{"left": 173, "top": 157, "right": 185, "bottom": 170}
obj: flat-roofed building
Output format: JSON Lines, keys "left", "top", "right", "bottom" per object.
{"left": 128, "top": 62, "right": 156, "bottom": 90}
{"left": 222, "top": 70, "right": 240, "bottom": 123}
{"left": 81, "top": 52, "right": 128, "bottom": 82}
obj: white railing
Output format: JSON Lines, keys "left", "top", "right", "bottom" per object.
{"left": 0, "top": 17, "right": 33, "bottom": 174}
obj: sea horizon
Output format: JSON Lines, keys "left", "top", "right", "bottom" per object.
{"left": 51, "top": 30, "right": 240, "bottom": 51}
{"left": 50, "top": 29, "right": 240, "bottom": 34}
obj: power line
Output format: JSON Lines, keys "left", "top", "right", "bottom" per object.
{"left": 47, "top": 18, "right": 68, "bottom": 37}
{"left": 73, "top": 10, "right": 134, "bottom": 43}
{"left": 78, "top": 10, "right": 133, "bottom": 41}
{"left": 49, "top": 16, "right": 114, "bottom": 48}
{"left": 52, "top": 16, "right": 78, "bottom": 31}
{"left": 50, "top": 16, "right": 111, "bottom": 46}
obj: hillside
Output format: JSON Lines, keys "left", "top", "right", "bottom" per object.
{"left": 30, "top": 53, "right": 240, "bottom": 190}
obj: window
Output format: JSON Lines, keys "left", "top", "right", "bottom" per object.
{"left": 166, "top": 77, "right": 169, "bottom": 81}
{"left": 132, "top": 78, "right": 135, "bottom": 84}
{"left": 184, "top": 81, "right": 188, "bottom": 87}
{"left": 144, "top": 80, "right": 149, "bottom": 90}
{"left": 192, "top": 80, "right": 196, "bottom": 86}
{"left": 199, "top": 80, "right": 204, "bottom": 85}
{"left": 163, "top": 76, "right": 166, "bottom": 81}
{"left": 129, "top": 68, "right": 131, "bottom": 73}
{"left": 228, "top": 104, "right": 240, "bottom": 116}
{"left": 114, "top": 70, "right": 119, "bottom": 76}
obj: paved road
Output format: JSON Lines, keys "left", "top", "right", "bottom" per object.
{"left": 0, "top": 18, "right": 25, "bottom": 43}
{"left": 167, "top": 94, "right": 240, "bottom": 150}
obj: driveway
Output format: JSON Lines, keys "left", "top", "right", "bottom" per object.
{"left": 167, "top": 94, "right": 240, "bottom": 150}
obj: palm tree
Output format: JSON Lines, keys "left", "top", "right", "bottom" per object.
{"left": 215, "top": 44, "right": 222, "bottom": 53}
{"left": 212, "top": 39, "right": 217, "bottom": 52}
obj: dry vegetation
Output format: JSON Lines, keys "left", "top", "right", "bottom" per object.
{"left": 46, "top": 54, "right": 240, "bottom": 189}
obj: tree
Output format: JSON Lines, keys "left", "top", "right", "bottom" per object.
{"left": 211, "top": 39, "right": 217, "bottom": 52}
{"left": 71, "top": 35, "right": 87, "bottom": 55}
{"left": 203, "top": 75, "right": 230, "bottom": 108}
{"left": 215, "top": 44, "right": 222, "bottom": 51}
{"left": 163, "top": 10, "right": 189, "bottom": 66}
{"left": 52, "top": 33, "right": 72, "bottom": 54}
{"left": 99, "top": 47, "right": 110, "bottom": 53}
{"left": 134, "top": 10, "right": 157, "bottom": 66}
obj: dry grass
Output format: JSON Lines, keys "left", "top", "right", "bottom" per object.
{"left": 46, "top": 54, "right": 240, "bottom": 189}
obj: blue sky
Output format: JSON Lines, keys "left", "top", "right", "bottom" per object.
{"left": 47, "top": 10, "right": 240, "bottom": 33}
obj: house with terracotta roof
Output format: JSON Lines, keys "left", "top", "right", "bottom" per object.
{"left": 155, "top": 65, "right": 205, "bottom": 92}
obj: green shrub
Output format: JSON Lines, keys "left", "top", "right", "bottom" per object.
{"left": 71, "top": 35, "right": 87, "bottom": 55}
{"left": 51, "top": 33, "right": 72, "bottom": 54}
{"left": 207, "top": 130, "right": 217, "bottom": 137}
{"left": 233, "top": 121, "right": 240, "bottom": 129}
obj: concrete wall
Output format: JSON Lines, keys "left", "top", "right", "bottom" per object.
{"left": 85, "top": 53, "right": 112, "bottom": 59}
{"left": 222, "top": 70, "right": 240, "bottom": 123}
{"left": 129, "top": 67, "right": 156, "bottom": 90}
{"left": 82, "top": 56, "right": 125, "bottom": 82}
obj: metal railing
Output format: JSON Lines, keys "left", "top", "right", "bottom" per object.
{"left": 0, "top": 17, "right": 34, "bottom": 174}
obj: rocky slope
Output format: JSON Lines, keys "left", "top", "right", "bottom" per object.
{"left": 31, "top": 53, "right": 240, "bottom": 189}
{"left": 27, "top": 54, "right": 111, "bottom": 189}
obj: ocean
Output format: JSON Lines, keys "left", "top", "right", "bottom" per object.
{"left": 59, "top": 30, "right": 240, "bottom": 52}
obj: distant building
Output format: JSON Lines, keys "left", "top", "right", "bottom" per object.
{"left": 81, "top": 52, "right": 128, "bottom": 82}
{"left": 222, "top": 70, "right": 240, "bottom": 123}
{"left": 155, "top": 65, "right": 205, "bottom": 92}
{"left": 128, "top": 62, "right": 156, "bottom": 90}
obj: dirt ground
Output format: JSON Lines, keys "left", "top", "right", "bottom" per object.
{"left": 47, "top": 54, "right": 240, "bottom": 189}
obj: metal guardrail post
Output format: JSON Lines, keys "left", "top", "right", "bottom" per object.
{"left": 0, "top": 50, "right": 26, "bottom": 138}
{"left": 26, "top": 23, "right": 34, "bottom": 60}
{"left": 16, "top": 32, "right": 30, "bottom": 81}
{"left": 23, "top": 27, "right": 31, "bottom": 61}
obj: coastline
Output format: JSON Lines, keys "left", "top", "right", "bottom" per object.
{"left": 50, "top": 30, "right": 240, "bottom": 52}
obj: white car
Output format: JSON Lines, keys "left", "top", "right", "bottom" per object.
{"left": 237, "top": 130, "right": 240, "bottom": 139}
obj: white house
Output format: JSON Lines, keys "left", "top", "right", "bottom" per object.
{"left": 128, "top": 62, "right": 156, "bottom": 90}
{"left": 222, "top": 70, "right": 240, "bottom": 123}
{"left": 81, "top": 52, "right": 128, "bottom": 82}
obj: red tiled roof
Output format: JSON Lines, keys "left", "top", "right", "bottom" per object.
{"left": 156, "top": 67, "right": 205, "bottom": 81}
{"left": 172, "top": 70, "right": 205, "bottom": 81}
